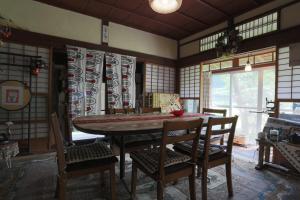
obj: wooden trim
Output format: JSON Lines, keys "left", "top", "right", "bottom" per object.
{"left": 212, "top": 61, "right": 276, "bottom": 74}
{"left": 47, "top": 47, "right": 53, "bottom": 150}
{"left": 179, "top": 0, "right": 299, "bottom": 47}
{"left": 275, "top": 47, "right": 279, "bottom": 117}
{"left": 178, "top": 25, "right": 300, "bottom": 67}
{"left": 8, "top": 28, "right": 176, "bottom": 66}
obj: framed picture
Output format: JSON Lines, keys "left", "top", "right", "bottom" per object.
{"left": 0, "top": 80, "right": 31, "bottom": 111}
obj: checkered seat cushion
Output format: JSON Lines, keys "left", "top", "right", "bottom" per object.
{"left": 130, "top": 148, "right": 191, "bottom": 174}
{"left": 65, "top": 141, "right": 115, "bottom": 164}
{"left": 173, "top": 140, "right": 225, "bottom": 161}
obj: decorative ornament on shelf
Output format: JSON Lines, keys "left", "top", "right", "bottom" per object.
{"left": 0, "top": 15, "right": 15, "bottom": 47}
{"left": 216, "top": 19, "right": 243, "bottom": 58}
{"left": 31, "top": 59, "right": 47, "bottom": 76}
{"left": 149, "top": 0, "right": 182, "bottom": 14}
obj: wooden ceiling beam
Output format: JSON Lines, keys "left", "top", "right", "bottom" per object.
{"left": 91, "top": 0, "right": 191, "bottom": 35}
{"left": 195, "top": 0, "right": 231, "bottom": 18}
{"left": 177, "top": 11, "right": 210, "bottom": 26}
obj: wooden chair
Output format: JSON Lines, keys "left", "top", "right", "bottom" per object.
{"left": 130, "top": 118, "right": 203, "bottom": 200}
{"left": 174, "top": 116, "right": 238, "bottom": 200}
{"left": 51, "top": 113, "right": 117, "bottom": 200}
{"left": 202, "top": 108, "right": 227, "bottom": 145}
{"left": 111, "top": 107, "right": 162, "bottom": 179}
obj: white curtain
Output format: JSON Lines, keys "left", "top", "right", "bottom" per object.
{"left": 202, "top": 71, "right": 211, "bottom": 110}
{"left": 67, "top": 46, "right": 104, "bottom": 119}
{"left": 106, "top": 53, "right": 136, "bottom": 109}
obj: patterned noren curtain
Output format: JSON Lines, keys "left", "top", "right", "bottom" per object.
{"left": 106, "top": 53, "right": 136, "bottom": 109}
{"left": 67, "top": 46, "right": 104, "bottom": 119}
{"left": 202, "top": 71, "right": 211, "bottom": 110}
{"left": 121, "top": 55, "right": 136, "bottom": 108}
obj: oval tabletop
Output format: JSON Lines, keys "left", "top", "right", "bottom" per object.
{"left": 73, "top": 113, "right": 211, "bottom": 136}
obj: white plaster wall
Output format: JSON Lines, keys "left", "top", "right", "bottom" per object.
{"left": 281, "top": 1, "right": 300, "bottom": 30}
{"left": 109, "top": 22, "right": 177, "bottom": 59}
{"left": 0, "top": 0, "right": 102, "bottom": 44}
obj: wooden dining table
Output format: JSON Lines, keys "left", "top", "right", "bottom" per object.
{"left": 73, "top": 113, "right": 211, "bottom": 179}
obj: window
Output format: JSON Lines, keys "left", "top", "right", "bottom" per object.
{"left": 202, "top": 60, "right": 233, "bottom": 72}
{"left": 200, "top": 32, "right": 224, "bottom": 52}
{"left": 239, "top": 52, "right": 276, "bottom": 66}
{"left": 145, "top": 63, "right": 175, "bottom": 93}
{"left": 211, "top": 67, "right": 275, "bottom": 144}
{"left": 180, "top": 65, "right": 200, "bottom": 98}
{"left": 236, "top": 12, "right": 278, "bottom": 40}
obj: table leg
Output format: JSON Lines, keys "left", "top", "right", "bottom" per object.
{"left": 265, "top": 145, "right": 270, "bottom": 163}
{"left": 120, "top": 136, "right": 125, "bottom": 179}
{"left": 255, "top": 141, "right": 265, "bottom": 170}
{"left": 5, "top": 157, "right": 12, "bottom": 168}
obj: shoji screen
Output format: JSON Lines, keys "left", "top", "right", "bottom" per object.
{"left": 145, "top": 63, "right": 175, "bottom": 93}
{"left": 0, "top": 42, "right": 50, "bottom": 141}
{"left": 277, "top": 46, "right": 300, "bottom": 99}
{"left": 180, "top": 65, "right": 201, "bottom": 98}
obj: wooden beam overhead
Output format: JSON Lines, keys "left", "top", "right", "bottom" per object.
{"left": 195, "top": 0, "right": 231, "bottom": 18}
{"left": 91, "top": 0, "right": 191, "bottom": 35}
{"left": 177, "top": 11, "right": 210, "bottom": 26}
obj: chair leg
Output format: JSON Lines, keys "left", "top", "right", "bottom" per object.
{"left": 58, "top": 175, "right": 66, "bottom": 200}
{"left": 120, "top": 136, "right": 125, "bottom": 179}
{"left": 226, "top": 162, "right": 233, "bottom": 197}
{"left": 100, "top": 171, "right": 105, "bottom": 187}
{"left": 189, "top": 167, "right": 196, "bottom": 200}
{"left": 157, "top": 181, "right": 164, "bottom": 200}
{"left": 55, "top": 176, "right": 59, "bottom": 198}
{"left": 131, "top": 162, "right": 137, "bottom": 199}
{"left": 201, "top": 167, "right": 208, "bottom": 200}
{"left": 110, "top": 165, "right": 116, "bottom": 200}
{"left": 220, "top": 136, "right": 224, "bottom": 145}
{"left": 197, "top": 165, "right": 201, "bottom": 178}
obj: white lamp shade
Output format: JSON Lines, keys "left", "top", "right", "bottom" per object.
{"left": 149, "top": 0, "right": 182, "bottom": 14}
{"left": 245, "top": 62, "right": 252, "bottom": 72}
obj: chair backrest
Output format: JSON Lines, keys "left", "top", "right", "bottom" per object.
{"left": 203, "top": 108, "right": 227, "bottom": 130}
{"left": 142, "top": 107, "right": 161, "bottom": 113}
{"left": 159, "top": 118, "right": 203, "bottom": 178}
{"left": 202, "top": 108, "right": 227, "bottom": 117}
{"left": 51, "top": 113, "right": 66, "bottom": 174}
{"left": 202, "top": 116, "right": 238, "bottom": 163}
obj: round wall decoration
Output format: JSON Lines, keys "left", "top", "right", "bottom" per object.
{"left": 0, "top": 80, "right": 31, "bottom": 111}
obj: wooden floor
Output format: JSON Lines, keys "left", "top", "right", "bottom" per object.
{"left": 1, "top": 148, "right": 300, "bottom": 200}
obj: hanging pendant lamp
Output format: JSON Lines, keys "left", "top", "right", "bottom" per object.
{"left": 245, "top": 55, "right": 252, "bottom": 72}
{"left": 149, "top": 0, "right": 182, "bottom": 14}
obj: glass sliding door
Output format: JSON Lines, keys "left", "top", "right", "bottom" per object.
{"left": 210, "top": 67, "right": 275, "bottom": 144}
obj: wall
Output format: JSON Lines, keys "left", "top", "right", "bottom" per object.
{"left": 0, "top": 0, "right": 177, "bottom": 59}
{"left": 178, "top": 0, "right": 298, "bottom": 59}
{"left": 281, "top": 1, "right": 300, "bottom": 30}
{"left": 108, "top": 22, "right": 177, "bottom": 59}
{"left": 0, "top": 0, "right": 101, "bottom": 44}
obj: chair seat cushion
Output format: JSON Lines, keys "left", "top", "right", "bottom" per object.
{"left": 65, "top": 141, "right": 115, "bottom": 164}
{"left": 173, "top": 140, "right": 225, "bottom": 160}
{"left": 130, "top": 148, "right": 191, "bottom": 174}
{"left": 114, "top": 133, "right": 161, "bottom": 147}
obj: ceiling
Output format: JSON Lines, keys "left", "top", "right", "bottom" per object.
{"left": 36, "top": 0, "right": 274, "bottom": 40}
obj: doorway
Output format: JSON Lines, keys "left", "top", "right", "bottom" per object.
{"left": 210, "top": 67, "right": 275, "bottom": 145}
